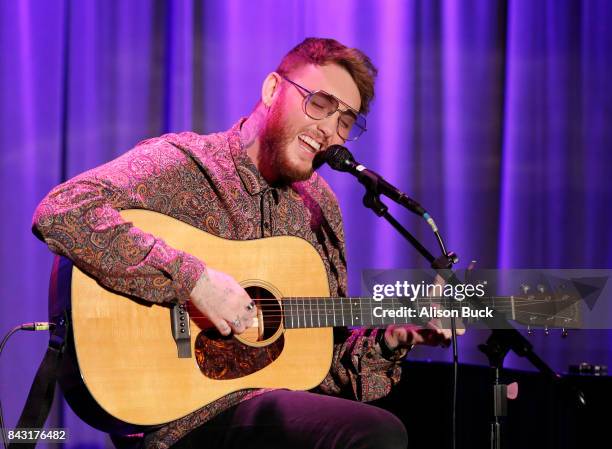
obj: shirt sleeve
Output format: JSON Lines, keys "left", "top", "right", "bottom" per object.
{"left": 32, "top": 137, "right": 206, "bottom": 304}
{"left": 316, "top": 327, "right": 404, "bottom": 401}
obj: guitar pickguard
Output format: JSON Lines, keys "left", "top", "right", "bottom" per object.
{"left": 194, "top": 330, "right": 284, "bottom": 380}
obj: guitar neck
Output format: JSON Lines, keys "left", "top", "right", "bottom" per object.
{"left": 281, "top": 296, "right": 513, "bottom": 329}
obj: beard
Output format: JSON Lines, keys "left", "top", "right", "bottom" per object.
{"left": 258, "top": 94, "right": 315, "bottom": 185}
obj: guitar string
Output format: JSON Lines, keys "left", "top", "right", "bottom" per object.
{"left": 185, "top": 312, "right": 575, "bottom": 321}
{"left": 184, "top": 301, "right": 568, "bottom": 314}
{"left": 183, "top": 315, "right": 576, "bottom": 328}
{"left": 183, "top": 301, "right": 573, "bottom": 314}
{"left": 185, "top": 306, "right": 576, "bottom": 319}
{"left": 184, "top": 298, "right": 577, "bottom": 311}
{"left": 184, "top": 301, "right": 566, "bottom": 313}
{"left": 181, "top": 296, "right": 571, "bottom": 306}
{"left": 183, "top": 297, "right": 578, "bottom": 320}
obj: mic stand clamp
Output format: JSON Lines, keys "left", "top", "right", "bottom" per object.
{"left": 362, "top": 189, "right": 388, "bottom": 217}
{"left": 431, "top": 252, "right": 460, "bottom": 270}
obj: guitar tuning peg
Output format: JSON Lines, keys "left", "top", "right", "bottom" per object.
{"left": 544, "top": 326, "right": 550, "bottom": 336}
{"left": 537, "top": 284, "right": 545, "bottom": 293}
{"left": 562, "top": 328, "right": 568, "bottom": 338}
{"left": 527, "top": 325, "right": 532, "bottom": 335}
{"left": 521, "top": 284, "right": 530, "bottom": 294}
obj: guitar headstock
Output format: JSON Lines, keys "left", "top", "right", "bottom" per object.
{"left": 511, "top": 283, "right": 582, "bottom": 337}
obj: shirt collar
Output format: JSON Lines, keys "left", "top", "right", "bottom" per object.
{"left": 228, "top": 118, "right": 271, "bottom": 196}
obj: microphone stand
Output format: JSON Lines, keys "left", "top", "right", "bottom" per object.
{"left": 355, "top": 174, "right": 584, "bottom": 449}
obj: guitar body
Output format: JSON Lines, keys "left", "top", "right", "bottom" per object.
{"left": 61, "top": 210, "right": 333, "bottom": 430}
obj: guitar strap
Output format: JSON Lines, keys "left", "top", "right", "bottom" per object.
{"left": 7, "top": 316, "right": 67, "bottom": 449}
{"left": 7, "top": 257, "right": 71, "bottom": 449}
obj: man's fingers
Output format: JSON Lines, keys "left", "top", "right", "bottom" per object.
{"left": 441, "top": 328, "right": 452, "bottom": 339}
{"left": 426, "top": 318, "right": 466, "bottom": 337}
{"left": 212, "top": 315, "right": 252, "bottom": 336}
{"left": 241, "top": 314, "right": 255, "bottom": 329}
{"left": 211, "top": 316, "right": 232, "bottom": 336}
{"left": 228, "top": 316, "right": 244, "bottom": 334}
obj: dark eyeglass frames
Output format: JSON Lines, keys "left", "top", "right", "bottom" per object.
{"left": 280, "top": 75, "right": 367, "bottom": 141}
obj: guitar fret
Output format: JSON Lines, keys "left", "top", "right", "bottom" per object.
{"left": 349, "top": 298, "right": 354, "bottom": 326}
{"left": 357, "top": 300, "right": 362, "bottom": 326}
{"left": 370, "top": 296, "right": 376, "bottom": 326}
{"left": 310, "top": 298, "right": 314, "bottom": 328}
{"left": 294, "top": 298, "right": 298, "bottom": 329}
{"left": 296, "top": 298, "right": 300, "bottom": 328}
{"left": 317, "top": 298, "right": 321, "bottom": 328}
{"left": 369, "top": 298, "right": 382, "bottom": 325}
{"left": 332, "top": 297, "right": 336, "bottom": 326}
{"left": 292, "top": 299, "right": 297, "bottom": 329}
{"left": 324, "top": 298, "right": 328, "bottom": 327}
{"left": 309, "top": 298, "right": 314, "bottom": 328}
{"left": 285, "top": 299, "right": 290, "bottom": 329}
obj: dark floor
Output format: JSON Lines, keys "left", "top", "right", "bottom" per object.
{"left": 371, "top": 360, "right": 610, "bottom": 449}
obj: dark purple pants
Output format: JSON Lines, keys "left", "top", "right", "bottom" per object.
{"left": 170, "top": 390, "right": 408, "bottom": 449}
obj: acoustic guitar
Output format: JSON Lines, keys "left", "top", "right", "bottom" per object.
{"left": 54, "top": 209, "right": 580, "bottom": 433}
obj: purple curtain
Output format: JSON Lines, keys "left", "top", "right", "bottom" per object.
{"left": 1, "top": 1, "right": 611, "bottom": 447}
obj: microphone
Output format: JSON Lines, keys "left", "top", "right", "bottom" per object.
{"left": 315, "top": 145, "right": 427, "bottom": 217}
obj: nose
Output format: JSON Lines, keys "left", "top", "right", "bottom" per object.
{"left": 316, "top": 112, "right": 339, "bottom": 141}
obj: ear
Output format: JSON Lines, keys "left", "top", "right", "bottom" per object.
{"left": 261, "top": 72, "right": 282, "bottom": 107}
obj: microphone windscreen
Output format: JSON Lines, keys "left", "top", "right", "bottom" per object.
{"left": 312, "top": 150, "right": 329, "bottom": 170}
{"left": 321, "top": 145, "right": 355, "bottom": 172}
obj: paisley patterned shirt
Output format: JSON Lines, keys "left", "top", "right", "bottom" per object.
{"left": 32, "top": 121, "right": 403, "bottom": 449}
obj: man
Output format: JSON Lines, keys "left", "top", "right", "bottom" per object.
{"left": 33, "top": 38, "right": 451, "bottom": 449}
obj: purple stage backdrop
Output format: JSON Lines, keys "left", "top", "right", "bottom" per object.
{"left": 1, "top": 1, "right": 611, "bottom": 448}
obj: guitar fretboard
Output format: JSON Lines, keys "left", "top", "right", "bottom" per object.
{"left": 281, "top": 297, "right": 466, "bottom": 329}
{"left": 279, "top": 292, "right": 581, "bottom": 330}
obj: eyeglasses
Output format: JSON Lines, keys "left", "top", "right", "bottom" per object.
{"left": 280, "top": 75, "right": 367, "bottom": 141}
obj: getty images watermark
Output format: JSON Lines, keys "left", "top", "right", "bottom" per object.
{"left": 361, "top": 269, "right": 612, "bottom": 330}
{"left": 370, "top": 280, "right": 493, "bottom": 319}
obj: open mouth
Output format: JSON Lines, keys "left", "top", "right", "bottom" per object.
{"left": 298, "top": 134, "right": 322, "bottom": 154}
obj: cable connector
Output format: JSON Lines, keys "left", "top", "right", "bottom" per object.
{"left": 423, "top": 212, "right": 439, "bottom": 233}
{"left": 20, "top": 322, "right": 55, "bottom": 331}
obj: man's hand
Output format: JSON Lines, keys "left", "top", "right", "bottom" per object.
{"left": 189, "top": 268, "right": 257, "bottom": 336}
{"left": 382, "top": 276, "right": 466, "bottom": 351}
{"left": 383, "top": 319, "right": 466, "bottom": 351}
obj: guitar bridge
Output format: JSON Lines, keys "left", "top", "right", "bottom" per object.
{"left": 170, "top": 303, "right": 191, "bottom": 358}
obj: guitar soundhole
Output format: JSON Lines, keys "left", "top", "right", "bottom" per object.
{"left": 245, "top": 286, "right": 282, "bottom": 341}
{"left": 193, "top": 286, "right": 285, "bottom": 380}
